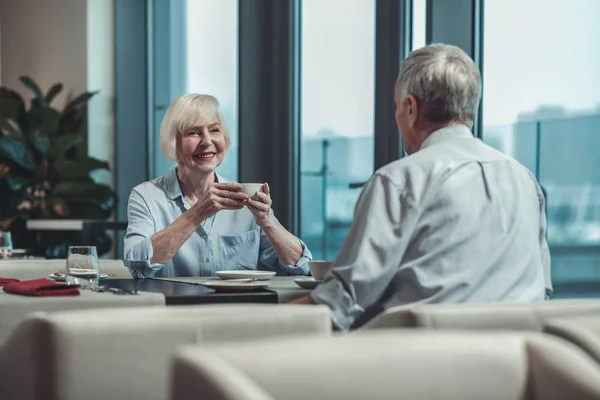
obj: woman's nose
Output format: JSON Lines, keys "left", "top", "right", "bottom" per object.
{"left": 199, "top": 131, "right": 212, "bottom": 146}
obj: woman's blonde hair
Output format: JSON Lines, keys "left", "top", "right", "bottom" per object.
{"left": 159, "top": 94, "right": 231, "bottom": 163}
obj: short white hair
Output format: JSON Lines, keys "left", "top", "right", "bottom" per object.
{"left": 397, "top": 43, "right": 482, "bottom": 127}
{"left": 159, "top": 94, "right": 231, "bottom": 163}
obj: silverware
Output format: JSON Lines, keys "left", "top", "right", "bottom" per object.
{"left": 91, "top": 285, "right": 139, "bottom": 295}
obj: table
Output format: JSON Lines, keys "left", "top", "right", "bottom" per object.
{"left": 149, "top": 276, "right": 312, "bottom": 303}
{"left": 0, "top": 289, "right": 165, "bottom": 344}
{"left": 0, "top": 259, "right": 132, "bottom": 280}
{"left": 102, "top": 279, "right": 278, "bottom": 305}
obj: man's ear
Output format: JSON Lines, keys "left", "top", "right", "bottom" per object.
{"left": 406, "top": 94, "right": 419, "bottom": 129}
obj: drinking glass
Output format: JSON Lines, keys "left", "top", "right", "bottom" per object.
{"left": 0, "top": 231, "right": 13, "bottom": 258}
{"left": 65, "top": 246, "right": 100, "bottom": 286}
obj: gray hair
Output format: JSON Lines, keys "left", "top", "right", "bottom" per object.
{"left": 159, "top": 94, "right": 231, "bottom": 163}
{"left": 397, "top": 43, "right": 482, "bottom": 127}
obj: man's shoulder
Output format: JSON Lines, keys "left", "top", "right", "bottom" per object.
{"left": 372, "top": 138, "right": 537, "bottom": 201}
{"left": 374, "top": 150, "right": 437, "bottom": 186}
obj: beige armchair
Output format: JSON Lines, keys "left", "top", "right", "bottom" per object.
{"left": 0, "top": 304, "right": 331, "bottom": 400}
{"left": 544, "top": 314, "right": 600, "bottom": 363}
{"left": 360, "top": 299, "right": 600, "bottom": 331}
{"left": 171, "top": 330, "right": 600, "bottom": 400}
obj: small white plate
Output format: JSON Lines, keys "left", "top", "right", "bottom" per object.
{"left": 49, "top": 271, "right": 108, "bottom": 282}
{"left": 215, "top": 270, "right": 276, "bottom": 281}
{"left": 200, "top": 280, "right": 270, "bottom": 292}
{"left": 294, "top": 277, "right": 323, "bottom": 290}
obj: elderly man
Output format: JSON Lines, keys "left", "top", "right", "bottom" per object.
{"left": 292, "top": 43, "right": 551, "bottom": 331}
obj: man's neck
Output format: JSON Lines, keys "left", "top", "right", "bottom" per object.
{"left": 415, "top": 121, "right": 471, "bottom": 150}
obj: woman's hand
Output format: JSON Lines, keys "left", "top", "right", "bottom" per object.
{"left": 192, "top": 183, "right": 249, "bottom": 221}
{"left": 247, "top": 183, "right": 272, "bottom": 227}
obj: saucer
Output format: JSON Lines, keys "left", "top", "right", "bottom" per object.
{"left": 199, "top": 280, "right": 270, "bottom": 292}
{"left": 215, "top": 270, "right": 276, "bottom": 281}
{"left": 294, "top": 277, "right": 323, "bottom": 290}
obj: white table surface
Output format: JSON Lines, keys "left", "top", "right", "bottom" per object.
{"left": 0, "top": 289, "right": 165, "bottom": 344}
{"left": 0, "top": 259, "right": 132, "bottom": 280}
{"left": 154, "top": 276, "right": 312, "bottom": 303}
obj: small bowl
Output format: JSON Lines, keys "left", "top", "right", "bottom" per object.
{"left": 308, "top": 260, "right": 334, "bottom": 281}
{"left": 241, "top": 183, "right": 263, "bottom": 196}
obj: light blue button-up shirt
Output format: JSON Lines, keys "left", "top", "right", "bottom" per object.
{"left": 311, "top": 125, "right": 552, "bottom": 331}
{"left": 124, "top": 168, "right": 311, "bottom": 278}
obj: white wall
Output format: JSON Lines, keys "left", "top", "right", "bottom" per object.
{"left": 0, "top": 0, "right": 114, "bottom": 187}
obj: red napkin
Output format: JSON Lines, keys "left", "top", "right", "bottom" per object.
{"left": 3, "top": 278, "right": 80, "bottom": 297}
{"left": 0, "top": 277, "right": 20, "bottom": 287}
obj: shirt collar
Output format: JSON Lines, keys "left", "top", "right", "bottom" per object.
{"left": 165, "top": 168, "right": 229, "bottom": 200}
{"left": 420, "top": 124, "right": 474, "bottom": 150}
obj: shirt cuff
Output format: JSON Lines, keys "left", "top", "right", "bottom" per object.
{"left": 124, "top": 236, "right": 166, "bottom": 278}
{"left": 310, "top": 278, "right": 365, "bottom": 331}
{"left": 277, "top": 240, "right": 311, "bottom": 275}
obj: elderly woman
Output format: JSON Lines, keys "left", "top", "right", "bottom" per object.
{"left": 124, "top": 94, "right": 311, "bottom": 277}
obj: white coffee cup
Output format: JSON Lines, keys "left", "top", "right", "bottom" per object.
{"left": 241, "top": 183, "right": 264, "bottom": 197}
{"left": 308, "top": 260, "right": 334, "bottom": 281}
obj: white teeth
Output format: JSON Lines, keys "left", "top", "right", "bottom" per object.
{"left": 194, "top": 153, "right": 215, "bottom": 159}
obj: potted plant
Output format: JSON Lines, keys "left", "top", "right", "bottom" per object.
{"left": 0, "top": 76, "right": 116, "bottom": 257}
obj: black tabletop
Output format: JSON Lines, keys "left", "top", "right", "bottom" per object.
{"left": 101, "top": 278, "right": 278, "bottom": 305}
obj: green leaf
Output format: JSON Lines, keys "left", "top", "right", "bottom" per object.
{"left": 0, "top": 136, "right": 35, "bottom": 170}
{"left": 0, "top": 88, "right": 26, "bottom": 120}
{"left": 53, "top": 181, "right": 116, "bottom": 211}
{"left": 45, "top": 196, "right": 71, "bottom": 217}
{"left": 7, "top": 190, "right": 27, "bottom": 210}
{"left": 54, "top": 156, "right": 110, "bottom": 180}
{"left": 63, "top": 90, "right": 98, "bottom": 115}
{"left": 18, "top": 114, "right": 50, "bottom": 156}
{"left": 50, "top": 133, "right": 82, "bottom": 157}
{"left": 30, "top": 105, "right": 61, "bottom": 135}
{"left": 5, "top": 170, "right": 34, "bottom": 191}
{"left": 58, "top": 109, "right": 85, "bottom": 136}
{"left": 19, "top": 76, "right": 45, "bottom": 105}
{"left": 0, "top": 118, "right": 19, "bottom": 135}
{"left": 45, "top": 83, "right": 63, "bottom": 105}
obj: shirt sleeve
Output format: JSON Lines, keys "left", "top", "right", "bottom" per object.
{"left": 257, "top": 210, "right": 312, "bottom": 276}
{"left": 123, "top": 189, "right": 166, "bottom": 278}
{"left": 310, "top": 174, "right": 418, "bottom": 331}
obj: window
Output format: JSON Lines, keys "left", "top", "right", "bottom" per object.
{"left": 482, "top": 0, "right": 600, "bottom": 297}
{"left": 186, "top": 0, "right": 238, "bottom": 181}
{"left": 151, "top": 0, "right": 238, "bottom": 180}
{"left": 412, "top": 0, "right": 427, "bottom": 49}
{"left": 300, "top": 0, "right": 376, "bottom": 260}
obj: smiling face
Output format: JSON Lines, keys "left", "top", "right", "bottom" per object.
{"left": 177, "top": 118, "right": 227, "bottom": 174}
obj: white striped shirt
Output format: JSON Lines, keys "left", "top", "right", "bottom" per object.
{"left": 311, "top": 125, "right": 551, "bottom": 331}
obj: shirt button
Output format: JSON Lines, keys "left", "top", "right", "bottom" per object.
{"left": 204, "top": 258, "right": 210, "bottom": 263}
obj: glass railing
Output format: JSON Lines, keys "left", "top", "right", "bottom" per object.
{"left": 485, "top": 113, "right": 600, "bottom": 297}
{"left": 300, "top": 136, "right": 373, "bottom": 259}
{"left": 300, "top": 113, "right": 600, "bottom": 297}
